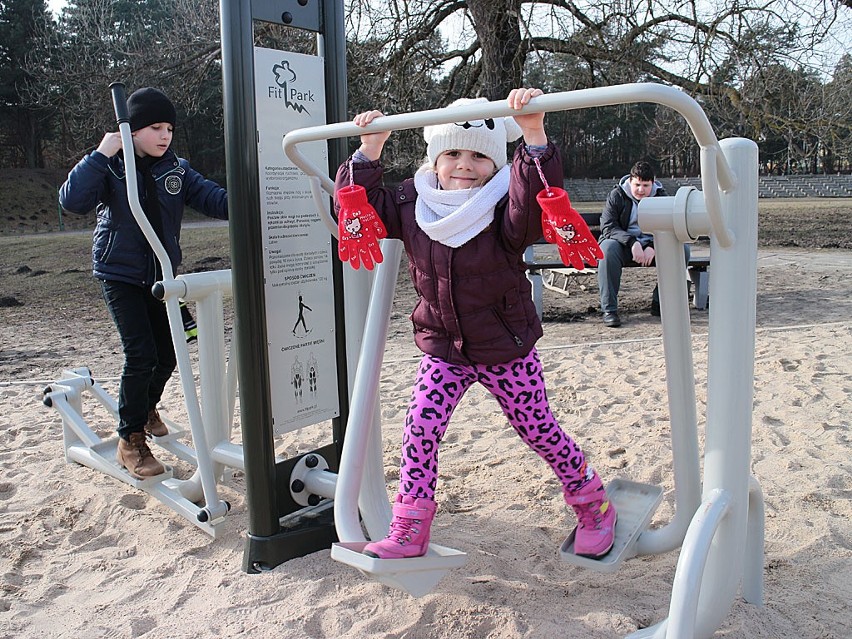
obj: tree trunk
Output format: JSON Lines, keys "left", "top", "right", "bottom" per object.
{"left": 466, "top": 0, "right": 524, "bottom": 100}
{"left": 25, "top": 111, "right": 44, "bottom": 169}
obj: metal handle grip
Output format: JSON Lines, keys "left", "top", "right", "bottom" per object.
{"left": 109, "top": 82, "right": 129, "bottom": 126}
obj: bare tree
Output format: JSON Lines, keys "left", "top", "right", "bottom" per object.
{"left": 23, "top": 0, "right": 321, "bottom": 165}
{"left": 22, "top": 0, "right": 226, "bottom": 163}
{"left": 345, "top": 0, "right": 851, "bottom": 173}
{"left": 18, "top": 0, "right": 852, "bottom": 173}
{"left": 347, "top": 1, "right": 849, "bottom": 114}
{"left": 0, "top": 0, "right": 53, "bottom": 168}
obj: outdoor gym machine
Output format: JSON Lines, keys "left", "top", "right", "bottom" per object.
{"left": 45, "top": 0, "right": 384, "bottom": 569}
{"left": 42, "top": 0, "right": 766, "bottom": 633}
{"left": 282, "top": 84, "right": 765, "bottom": 639}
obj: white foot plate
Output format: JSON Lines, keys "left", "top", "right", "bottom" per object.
{"left": 331, "top": 542, "right": 467, "bottom": 598}
{"left": 560, "top": 478, "right": 663, "bottom": 573}
{"left": 68, "top": 439, "right": 174, "bottom": 487}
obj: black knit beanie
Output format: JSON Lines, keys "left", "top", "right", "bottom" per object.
{"left": 127, "top": 87, "right": 177, "bottom": 132}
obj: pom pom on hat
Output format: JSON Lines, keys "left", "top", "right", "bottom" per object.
{"left": 128, "top": 87, "right": 177, "bottom": 132}
{"left": 423, "top": 97, "right": 523, "bottom": 169}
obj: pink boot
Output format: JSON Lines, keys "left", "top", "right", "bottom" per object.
{"left": 564, "top": 468, "right": 617, "bottom": 558}
{"left": 363, "top": 494, "right": 437, "bottom": 559}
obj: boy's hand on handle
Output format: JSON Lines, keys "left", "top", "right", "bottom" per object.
{"left": 336, "top": 184, "right": 387, "bottom": 270}
{"left": 507, "top": 88, "right": 547, "bottom": 146}
{"left": 354, "top": 110, "right": 391, "bottom": 161}
{"left": 96, "top": 132, "right": 123, "bottom": 158}
{"left": 539, "top": 187, "right": 604, "bottom": 271}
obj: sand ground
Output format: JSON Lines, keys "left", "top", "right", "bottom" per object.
{"left": 1, "top": 229, "right": 851, "bottom": 638}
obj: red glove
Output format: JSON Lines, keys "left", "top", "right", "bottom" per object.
{"left": 335, "top": 184, "right": 387, "bottom": 270}
{"left": 538, "top": 187, "right": 603, "bottom": 270}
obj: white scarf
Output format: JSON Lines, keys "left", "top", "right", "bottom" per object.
{"left": 413, "top": 165, "right": 510, "bottom": 247}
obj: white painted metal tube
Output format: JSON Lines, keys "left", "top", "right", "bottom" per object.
{"left": 303, "top": 467, "right": 338, "bottom": 500}
{"left": 50, "top": 371, "right": 93, "bottom": 394}
{"left": 334, "top": 240, "right": 402, "bottom": 543}
{"left": 282, "top": 83, "right": 735, "bottom": 247}
{"left": 52, "top": 367, "right": 116, "bottom": 416}
{"left": 211, "top": 442, "right": 245, "bottom": 470}
{"left": 197, "top": 288, "right": 230, "bottom": 480}
{"left": 625, "top": 489, "right": 734, "bottom": 639}
{"left": 700, "top": 146, "right": 735, "bottom": 247}
{"left": 156, "top": 270, "right": 233, "bottom": 304}
{"left": 360, "top": 392, "right": 393, "bottom": 540}
{"left": 309, "top": 175, "right": 338, "bottom": 237}
{"left": 340, "top": 245, "right": 396, "bottom": 539}
{"left": 86, "top": 377, "right": 119, "bottom": 416}
{"left": 743, "top": 476, "right": 765, "bottom": 605}
{"left": 149, "top": 482, "right": 221, "bottom": 537}
{"left": 633, "top": 228, "right": 703, "bottom": 555}
{"left": 155, "top": 277, "right": 188, "bottom": 301}
{"left": 51, "top": 394, "right": 102, "bottom": 448}
{"left": 160, "top": 281, "right": 221, "bottom": 507}
{"left": 168, "top": 286, "right": 232, "bottom": 501}
{"left": 665, "top": 489, "right": 731, "bottom": 639}
{"left": 226, "top": 336, "right": 239, "bottom": 436}
{"left": 173, "top": 472, "right": 204, "bottom": 502}
{"left": 687, "top": 138, "right": 760, "bottom": 638}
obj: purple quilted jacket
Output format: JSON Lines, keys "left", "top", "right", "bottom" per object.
{"left": 335, "top": 143, "right": 563, "bottom": 365}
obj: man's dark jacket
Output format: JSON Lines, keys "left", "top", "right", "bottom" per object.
{"left": 599, "top": 175, "right": 666, "bottom": 249}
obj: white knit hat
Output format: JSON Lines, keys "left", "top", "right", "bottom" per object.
{"left": 423, "top": 98, "right": 523, "bottom": 169}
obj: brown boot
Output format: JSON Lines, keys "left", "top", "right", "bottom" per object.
{"left": 145, "top": 408, "right": 168, "bottom": 437}
{"left": 117, "top": 432, "right": 166, "bottom": 479}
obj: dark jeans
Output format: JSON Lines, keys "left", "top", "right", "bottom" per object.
{"left": 100, "top": 280, "right": 177, "bottom": 440}
{"left": 597, "top": 238, "right": 691, "bottom": 312}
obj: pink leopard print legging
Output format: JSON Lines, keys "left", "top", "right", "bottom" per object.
{"left": 398, "top": 348, "right": 589, "bottom": 500}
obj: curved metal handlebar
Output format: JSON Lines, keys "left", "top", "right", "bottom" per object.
{"left": 109, "top": 82, "right": 176, "bottom": 279}
{"left": 107, "top": 81, "right": 224, "bottom": 513}
{"left": 109, "top": 82, "right": 130, "bottom": 127}
{"left": 283, "top": 82, "right": 736, "bottom": 248}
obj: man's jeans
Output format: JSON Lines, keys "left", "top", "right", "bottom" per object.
{"left": 597, "top": 239, "right": 691, "bottom": 312}
{"left": 100, "top": 280, "right": 177, "bottom": 439}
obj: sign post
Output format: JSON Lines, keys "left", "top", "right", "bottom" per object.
{"left": 219, "top": 0, "right": 351, "bottom": 572}
{"left": 254, "top": 48, "right": 339, "bottom": 434}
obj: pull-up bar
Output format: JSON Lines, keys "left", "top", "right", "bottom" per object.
{"left": 283, "top": 83, "right": 737, "bottom": 248}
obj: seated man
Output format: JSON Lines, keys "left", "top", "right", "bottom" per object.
{"left": 597, "top": 161, "right": 689, "bottom": 327}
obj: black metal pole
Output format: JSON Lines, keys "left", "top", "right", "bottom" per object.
{"left": 320, "top": 0, "right": 350, "bottom": 450}
{"left": 219, "top": 0, "right": 353, "bottom": 572}
{"left": 219, "top": 0, "right": 280, "bottom": 553}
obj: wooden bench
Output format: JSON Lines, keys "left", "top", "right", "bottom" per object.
{"left": 524, "top": 212, "right": 710, "bottom": 316}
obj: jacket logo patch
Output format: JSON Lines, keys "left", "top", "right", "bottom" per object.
{"left": 165, "top": 175, "right": 182, "bottom": 195}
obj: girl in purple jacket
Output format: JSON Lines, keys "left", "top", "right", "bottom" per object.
{"left": 336, "top": 88, "right": 615, "bottom": 560}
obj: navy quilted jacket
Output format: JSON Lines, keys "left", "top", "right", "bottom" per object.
{"left": 59, "top": 149, "right": 228, "bottom": 287}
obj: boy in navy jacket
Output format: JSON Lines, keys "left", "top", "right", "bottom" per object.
{"left": 59, "top": 87, "right": 228, "bottom": 479}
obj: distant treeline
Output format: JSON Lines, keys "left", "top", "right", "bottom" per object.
{"left": 2, "top": 0, "right": 850, "bottom": 180}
